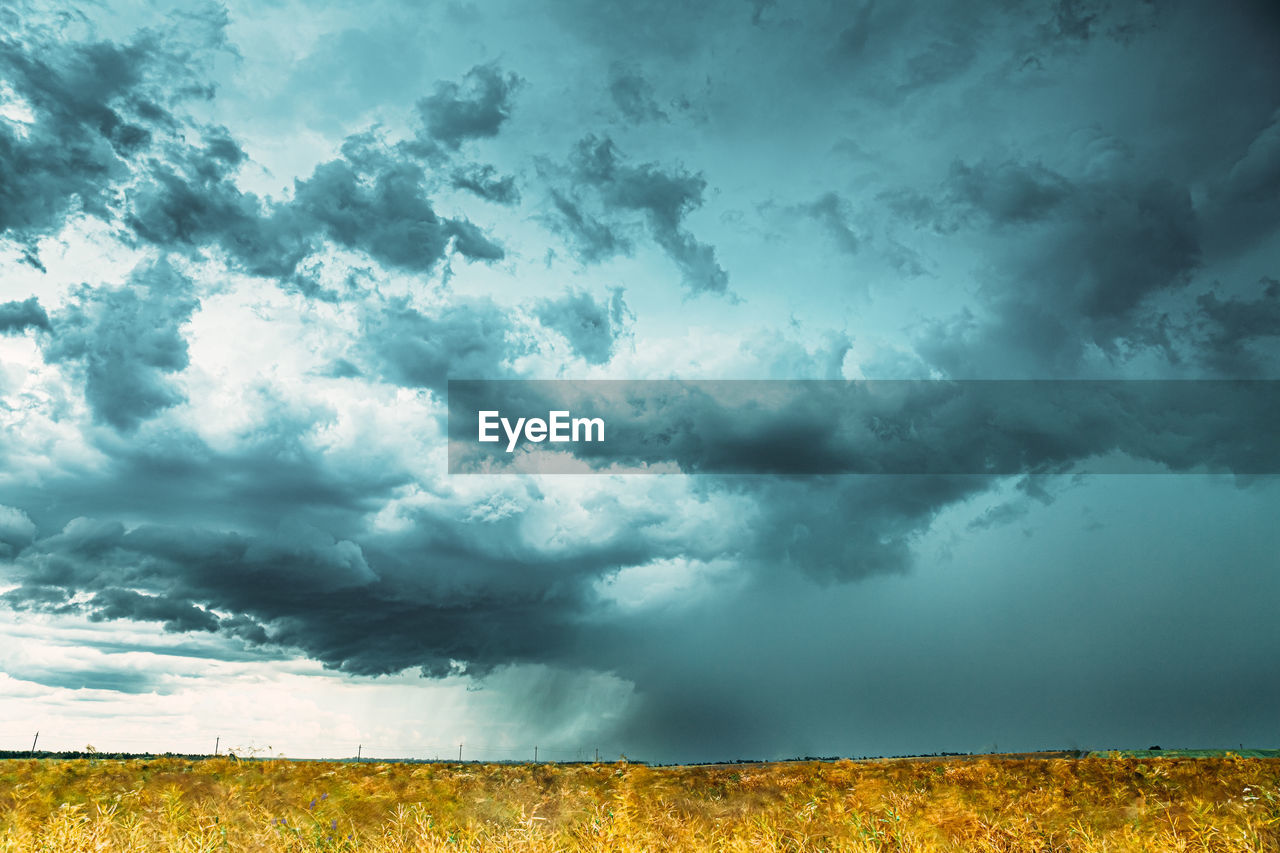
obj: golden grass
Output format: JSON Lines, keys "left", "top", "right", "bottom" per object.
{"left": 1, "top": 754, "right": 1277, "bottom": 851}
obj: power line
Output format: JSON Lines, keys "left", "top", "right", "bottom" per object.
{"left": 6, "top": 730, "right": 632, "bottom": 764}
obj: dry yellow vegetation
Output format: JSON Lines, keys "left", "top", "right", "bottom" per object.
{"left": 1, "top": 754, "right": 1277, "bottom": 851}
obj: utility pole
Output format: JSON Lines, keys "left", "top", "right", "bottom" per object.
{"left": 214, "top": 736, "right": 219, "bottom": 757}
{"left": 30, "top": 732, "right": 38, "bottom": 757}
{"left": 357, "top": 745, "right": 361, "bottom": 763}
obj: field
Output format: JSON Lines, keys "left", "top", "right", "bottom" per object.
{"left": 1, "top": 754, "right": 1278, "bottom": 851}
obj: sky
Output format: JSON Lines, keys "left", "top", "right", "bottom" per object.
{"left": 0, "top": 0, "right": 1278, "bottom": 764}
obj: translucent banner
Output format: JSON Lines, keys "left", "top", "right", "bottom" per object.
{"left": 446, "top": 380, "right": 1280, "bottom": 475}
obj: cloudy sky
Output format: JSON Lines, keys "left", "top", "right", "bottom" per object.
{"left": 1, "top": 0, "right": 1278, "bottom": 763}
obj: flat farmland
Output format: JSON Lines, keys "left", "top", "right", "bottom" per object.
{"left": 1, "top": 754, "right": 1277, "bottom": 851}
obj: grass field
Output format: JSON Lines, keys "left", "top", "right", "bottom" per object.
{"left": 1, "top": 754, "right": 1277, "bottom": 851}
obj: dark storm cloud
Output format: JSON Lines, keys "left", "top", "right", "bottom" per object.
{"left": 41, "top": 410, "right": 411, "bottom": 535}
{"left": 450, "top": 163, "right": 521, "bottom": 205}
{"left": 40, "top": 261, "right": 197, "bottom": 431}
{"left": 292, "top": 156, "right": 504, "bottom": 270}
{"left": 943, "top": 159, "right": 1202, "bottom": 315}
{"left": 911, "top": 159, "right": 1201, "bottom": 376}
{"left": 0, "top": 11, "right": 270, "bottom": 272}
{"left": 823, "top": 0, "right": 1046, "bottom": 98}
{"left": 3, "top": 373, "right": 1015, "bottom": 688}
{"left": 0, "top": 11, "right": 510, "bottom": 285}
{"left": 445, "top": 377, "right": 1279, "bottom": 595}
{"left": 1050, "top": 0, "right": 1100, "bottom": 42}
{"left": 4, "top": 381, "right": 1275, "bottom": 746}
{"left": 0, "top": 297, "right": 51, "bottom": 333}
{"left": 599, "top": 499, "right": 1280, "bottom": 763}
{"left": 129, "top": 131, "right": 505, "bottom": 278}
{"left": 607, "top": 64, "right": 667, "bottom": 124}
{"left": 3, "top": 514, "right": 379, "bottom": 627}
{"left": 965, "top": 497, "right": 1030, "bottom": 532}
{"left": 1203, "top": 110, "right": 1280, "bottom": 256}
{"left": 1194, "top": 278, "right": 1280, "bottom": 376}
{"left": 0, "top": 478, "right": 696, "bottom": 677}
{"left": 126, "top": 147, "right": 306, "bottom": 278}
{"left": 0, "top": 6, "right": 232, "bottom": 258}
{"left": 365, "top": 297, "right": 523, "bottom": 392}
{"left": 897, "top": 32, "right": 978, "bottom": 94}
{"left": 123, "top": 120, "right": 312, "bottom": 277}
{"left": 550, "top": 0, "right": 989, "bottom": 102}
{"left": 728, "top": 475, "right": 988, "bottom": 581}
{"left": 545, "top": 190, "right": 633, "bottom": 262}
{"left": 276, "top": 131, "right": 503, "bottom": 270}
{"left": 544, "top": 0, "right": 737, "bottom": 59}
{"left": 947, "top": 159, "right": 1072, "bottom": 226}
{"left": 804, "top": 193, "right": 861, "bottom": 255}
{"left": 882, "top": 1, "right": 1280, "bottom": 381}
{"left": 552, "top": 135, "right": 729, "bottom": 295}
{"left": 965, "top": 475, "right": 1057, "bottom": 532}
{"left": 0, "top": 506, "right": 37, "bottom": 559}
{"left": 876, "top": 186, "right": 948, "bottom": 232}
{"left": 446, "top": 218, "right": 506, "bottom": 262}
{"left": 0, "top": 369, "right": 418, "bottom": 652}
{"left": 3, "top": 663, "right": 165, "bottom": 694}
{"left": 86, "top": 638, "right": 281, "bottom": 663}
{"left": 832, "top": 0, "right": 876, "bottom": 58}
{"left": 533, "top": 288, "right": 631, "bottom": 365}
{"left": 416, "top": 63, "right": 522, "bottom": 151}
{"left": 88, "top": 588, "right": 220, "bottom": 633}
{"left": 323, "top": 358, "right": 363, "bottom": 379}
{"left": 0, "top": 27, "right": 158, "bottom": 246}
